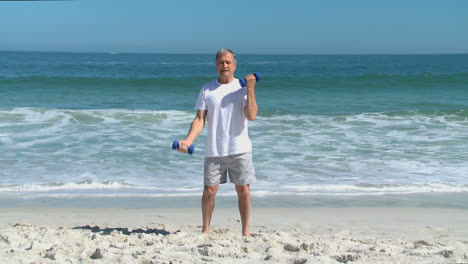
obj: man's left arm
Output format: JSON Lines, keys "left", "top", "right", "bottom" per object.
{"left": 243, "top": 74, "right": 258, "bottom": 121}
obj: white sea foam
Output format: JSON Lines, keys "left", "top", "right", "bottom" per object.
{"left": 279, "top": 183, "right": 468, "bottom": 194}
{"left": 0, "top": 181, "right": 204, "bottom": 193}
{"left": 0, "top": 181, "right": 135, "bottom": 192}
{"left": 1, "top": 108, "right": 467, "bottom": 199}
{"left": 1, "top": 182, "right": 466, "bottom": 198}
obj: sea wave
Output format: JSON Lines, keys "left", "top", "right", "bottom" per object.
{"left": 1, "top": 107, "right": 467, "bottom": 123}
{"left": 0, "top": 181, "right": 202, "bottom": 193}
{"left": 0, "top": 181, "right": 466, "bottom": 197}
{"left": 1, "top": 107, "right": 467, "bottom": 199}
{"left": 0, "top": 108, "right": 191, "bottom": 125}
{"left": 0, "top": 76, "right": 211, "bottom": 89}
{"left": 1, "top": 72, "right": 468, "bottom": 88}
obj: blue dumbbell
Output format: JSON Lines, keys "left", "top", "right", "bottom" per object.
{"left": 239, "top": 72, "right": 261, "bottom": 87}
{"left": 172, "top": 140, "right": 195, "bottom": 155}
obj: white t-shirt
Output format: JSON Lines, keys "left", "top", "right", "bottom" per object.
{"left": 194, "top": 78, "right": 252, "bottom": 157}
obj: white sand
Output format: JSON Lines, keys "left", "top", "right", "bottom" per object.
{"left": 1, "top": 207, "right": 467, "bottom": 263}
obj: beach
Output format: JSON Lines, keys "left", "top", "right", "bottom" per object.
{"left": 1, "top": 0, "right": 468, "bottom": 259}
{"left": 1, "top": 207, "right": 467, "bottom": 263}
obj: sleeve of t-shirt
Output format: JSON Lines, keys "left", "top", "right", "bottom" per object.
{"left": 194, "top": 87, "right": 207, "bottom": 110}
{"left": 242, "top": 87, "right": 248, "bottom": 107}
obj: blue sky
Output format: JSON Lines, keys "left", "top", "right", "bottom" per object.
{"left": 1, "top": 0, "right": 467, "bottom": 54}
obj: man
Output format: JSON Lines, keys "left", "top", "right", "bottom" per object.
{"left": 177, "top": 48, "right": 258, "bottom": 236}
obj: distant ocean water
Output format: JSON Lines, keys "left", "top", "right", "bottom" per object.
{"left": 1, "top": 51, "right": 467, "bottom": 208}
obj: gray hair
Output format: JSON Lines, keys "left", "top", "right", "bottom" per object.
{"left": 216, "top": 48, "right": 237, "bottom": 63}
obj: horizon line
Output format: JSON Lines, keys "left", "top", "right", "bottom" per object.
{"left": 1, "top": 49, "right": 467, "bottom": 56}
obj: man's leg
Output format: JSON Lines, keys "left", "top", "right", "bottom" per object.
{"left": 235, "top": 184, "right": 251, "bottom": 236}
{"left": 202, "top": 184, "right": 219, "bottom": 234}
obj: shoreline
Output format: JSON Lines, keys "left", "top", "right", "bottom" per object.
{"left": 1, "top": 207, "right": 467, "bottom": 263}
{"left": 2, "top": 192, "right": 468, "bottom": 209}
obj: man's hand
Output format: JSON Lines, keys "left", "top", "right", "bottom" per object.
{"left": 177, "top": 140, "right": 192, "bottom": 153}
{"left": 244, "top": 74, "right": 257, "bottom": 90}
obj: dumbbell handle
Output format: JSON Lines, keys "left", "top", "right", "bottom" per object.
{"left": 239, "top": 72, "right": 261, "bottom": 87}
{"left": 172, "top": 140, "right": 195, "bottom": 155}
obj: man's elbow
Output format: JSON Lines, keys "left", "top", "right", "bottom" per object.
{"left": 246, "top": 114, "right": 256, "bottom": 121}
{"left": 244, "top": 107, "right": 257, "bottom": 121}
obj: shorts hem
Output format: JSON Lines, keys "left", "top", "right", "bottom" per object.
{"left": 230, "top": 176, "right": 256, "bottom": 186}
{"left": 204, "top": 180, "right": 227, "bottom": 186}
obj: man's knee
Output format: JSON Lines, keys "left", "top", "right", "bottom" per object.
{"left": 235, "top": 185, "right": 250, "bottom": 197}
{"left": 203, "top": 185, "right": 219, "bottom": 199}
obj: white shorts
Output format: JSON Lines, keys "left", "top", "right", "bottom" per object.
{"left": 204, "top": 152, "right": 256, "bottom": 186}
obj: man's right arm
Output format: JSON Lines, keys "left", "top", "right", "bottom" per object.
{"left": 177, "top": 110, "right": 207, "bottom": 153}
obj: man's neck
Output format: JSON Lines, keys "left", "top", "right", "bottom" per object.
{"left": 218, "top": 76, "right": 234, "bottom": 84}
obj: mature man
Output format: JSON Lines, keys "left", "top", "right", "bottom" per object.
{"left": 177, "top": 48, "right": 258, "bottom": 236}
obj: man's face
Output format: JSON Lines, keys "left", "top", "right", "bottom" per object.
{"left": 216, "top": 53, "right": 237, "bottom": 79}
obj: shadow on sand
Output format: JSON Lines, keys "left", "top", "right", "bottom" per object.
{"left": 73, "top": 225, "right": 179, "bottom": 236}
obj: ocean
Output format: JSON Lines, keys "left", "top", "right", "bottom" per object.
{"left": 1, "top": 51, "right": 467, "bottom": 208}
